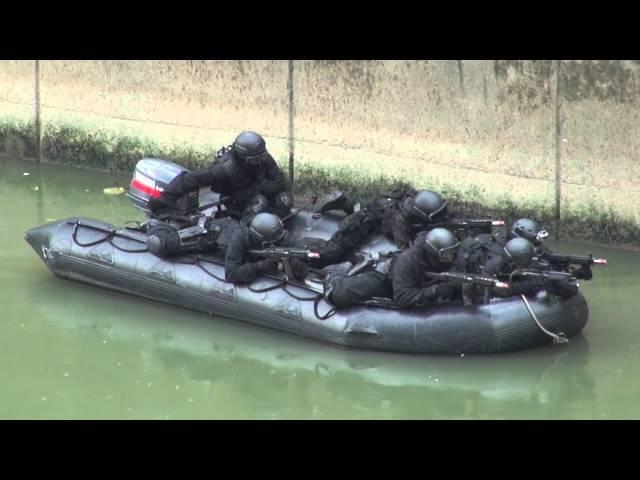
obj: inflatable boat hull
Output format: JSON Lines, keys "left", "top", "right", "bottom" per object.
{"left": 25, "top": 216, "right": 589, "bottom": 354}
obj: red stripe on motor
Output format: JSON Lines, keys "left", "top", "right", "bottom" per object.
{"left": 130, "top": 179, "right": 161, "bottom": 198}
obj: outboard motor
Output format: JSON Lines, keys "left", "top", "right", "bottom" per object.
{"left": 127, "top": 158, "right": 199, "bottom": 216}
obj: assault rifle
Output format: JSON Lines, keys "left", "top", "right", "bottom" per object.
{"left": 415, "top": 218, "right": 505, "bottom": 238}
{"left": 249, "top": 247, "right": 320, "bottom": 279}
{"left": 424, "top": 271, "right": 509, "bottom": 290}
{"left": 504, "top": 269, "right": 577, "bottom": 283}
{"left": 542, "top": 253, "right": 607, "bottom": 267}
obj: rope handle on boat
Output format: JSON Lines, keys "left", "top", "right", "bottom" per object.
{"left": 167, "top": 255, "right": 229, "bottom": 283}
{"left": 248, "top": 278, "right": 286, "bottom": 293}
{"left": 71, "top": 221, "right": 149, "bottom": 253}
{"left": 314, "top": 294, "right": 336, "bottom": 320}
{"left": 193, "top": 256, "right": 333, "bottom": 317}
{"left": 520, "top": 294, "right": 569, "bottom": 345}
{"left": 282, "top": 283, "right": 322, "bottom": 301}
{"left": 68, "top": 220, "right": 338, "bottom": 320}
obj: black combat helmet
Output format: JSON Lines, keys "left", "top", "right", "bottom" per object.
{"left": 249, "top": 213, "right": 285, "bottom": 247}
{"left": 419, "top": 228, "right": 460, "bottom": 265}
{"left": 503, "top": 237, "right": 535, "bottom": 267}
{"left": 232, "top": 131, "right": 267, "bottom": 166}
{"left": 402, "top": 190, "right": 448, "bottom": 223}
{"left": 509, "top": 218, "right": 549, "bottom": 246}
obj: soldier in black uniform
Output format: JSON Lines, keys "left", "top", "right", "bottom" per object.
{"left": 146, "top": 216, "right": 240, "bottom": 259}
{"left": 149, "top": 131, "right": 293, "bottom": 223}
{"left": 491, "top": 218, "right": 592, "bottom": 281}
{"left": 453, "top": 236, "right": 578, "bottom": 304}
{"left": 322, "top": 228, "right": 461, "bottom": 309}
{"left": 224, "top": 213, "right": 308, "bottom": 284}
{"left": 304, "top": 189, "right": 452, "bottom": 267}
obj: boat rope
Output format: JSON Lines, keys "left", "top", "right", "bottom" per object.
{"left": 314, "top": 294, "right": 336, "bottom": 320}
{"left": 282, "top": 283, "right": 321, "bottom": 301}
{"left": 520, "top": 294, "right": 568, "bottom": 345}
{"left": 71, "top": 221, "right": 148, "bottom": 253}
{"left": 248, "top": 279, "right": 286, "bottom": 293}
{"left": 167, "top": 255, "right": 228, "bottom": 283}
{"left": 68, "top": 220, "right": 338, "bottom": 320}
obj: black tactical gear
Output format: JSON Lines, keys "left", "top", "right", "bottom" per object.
{"left": 503, "top": 237, "right": 535, "bottom": 267}
{"left": 418, "top": 228, "right": 461, "bottom": 266}
{"left": 157, "top": 132, "right": 291, "bottom": 220}
{"left": 322, "top": 229, "right": 460, "bottom": 310}
{"left": 225, "top": 223, "right": 307, "bottom": 285}
{"left": 146, "top": 217, "right": 240, "bottom": 259}
{"left": 232, "top": 131, "right": 267, "bottom": 166}
{"left": 401, "top": 190, "right": 448, "bottom": 223}
{"left": 248, "top": 213, "right": 285, "bottom": 247}
{"left": 147, "top": 223, "right": 183, "bottom": 258}
{"left": 309, "top": 187, "right": 451, "bottom": 267}
{"left": 510, "top": 218, "right": 549, "bottom": 246}
{"left": 389, "top": 231, "right": 458, "bottom": 308}
{"left": 314, "top": 190, "right": 356, "bottom": 215}
{"left": 325, "top": 270, "right": 393, "bottom": 309}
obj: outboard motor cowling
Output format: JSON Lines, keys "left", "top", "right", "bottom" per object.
{"left": 128, "top": 158, "right": 199, "bottom": 215}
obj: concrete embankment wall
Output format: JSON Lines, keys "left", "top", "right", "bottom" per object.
{"left": 1, "top": 60, "right": 639, "bottom": 246}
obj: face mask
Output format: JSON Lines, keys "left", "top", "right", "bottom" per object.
{"left": 245, "top": 153, "right": 265, "bottom": 167}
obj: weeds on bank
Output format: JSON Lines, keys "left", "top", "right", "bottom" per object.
{"left": 1, "top": 117, "right": 638, "bottom": 247}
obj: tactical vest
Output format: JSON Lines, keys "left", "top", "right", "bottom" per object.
{"left": 459, "top": 232, "right": 504, "bottom": 274}
{"left": 373, "top": 187, "right": 417, "bottom": 234}
{"left": 205, "top": 217, "right": 241, "bottom": 252}
{"left": 216, "top": 153, "right": 256, "bottom": 192}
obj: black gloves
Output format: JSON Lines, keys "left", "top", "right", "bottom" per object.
{"left": 289, "top": 258, "right": 310, "bottom": 281}
{"left": 435, "top": 283, "right": 456, "bottom": 299}
{"left": 419, "top": 285, "right": 439, "bottom": 304}
{"left": 256, "top": 258, "right": 280, "bottom": 273}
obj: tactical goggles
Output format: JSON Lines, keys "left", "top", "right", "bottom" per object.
{"left": 413, "top": 200, "right": 449, "bottom": 223}
{"left": 425, "top": 238, "right": 460, "bottom": 263}
{"left": 245, "top": 152, "right": 266, "bottom": 166}
{"left": 249, "top": 226, "right": 285, "bottom": 248}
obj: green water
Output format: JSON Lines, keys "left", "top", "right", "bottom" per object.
{"left": 2, "top": 156, "right": 640, "bottom": 419}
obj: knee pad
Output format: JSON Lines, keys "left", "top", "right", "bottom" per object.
{"left": 248, "top": 193, "right": 270, "bottom": 214}
{"left": 241, "top": 194, "right": 270, "bottom": 224}
{"left": 273, "top": 191, "right": 293, "bottom": 218}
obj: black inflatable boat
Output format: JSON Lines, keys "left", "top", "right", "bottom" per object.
{"left": 24, "top": 209, "right": 588, "bottom": 354}
{"left": 24, "top": 157, "right": 589, "bottom": 354}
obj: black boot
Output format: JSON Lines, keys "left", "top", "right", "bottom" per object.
{"left": 313, "top": 191, "right": 356, "bottom": 216}
{"left": 320, "top": 261, "right": 353, "bottom": 294}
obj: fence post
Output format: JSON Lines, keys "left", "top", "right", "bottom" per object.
{"left": 287, "top": 60, "right": 295, "bottom": 190}
{"left": 553, "top": 60, "right": 563, "bottom": 240}
{"left": 34, "top": 60, "right": 42, "bottom": 163}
